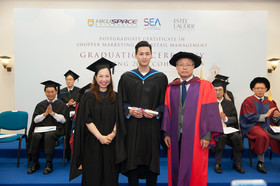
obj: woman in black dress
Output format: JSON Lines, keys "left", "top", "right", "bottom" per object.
{"left": 70, "top": 58, "right": 124, "bottom": 186}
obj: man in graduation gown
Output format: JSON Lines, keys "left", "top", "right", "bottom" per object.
{"left": 212, "top": 79, "right": 245, "bottom": 174}
{"left": 162, "top": 52, "right": 223, "bottom": 186}
{"left": 26, "top": 80, "right": 68, "bottom": 175}
{"left": 60, "top": 70, "right": 81, "bottom": 113}
{"left": 214, "top": 74, "right": 235, "bottom": 104}
{"left": 240, "top": 77, "right": 280, "bottom": 173}
{"left": 60, "top": 70, "right": 81, "bottom": 160}
{"left": 118, "top": 41, "right": 168, "bottom": 185}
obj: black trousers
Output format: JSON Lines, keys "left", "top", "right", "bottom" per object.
{"left": 29, "top": 128, "right": 63, "bottom": 155}
{"left": 127, "top": 166, "right": 158, "bottom": 186}
{"left": 214, "top": 133, "right": 244, "bottom": 166}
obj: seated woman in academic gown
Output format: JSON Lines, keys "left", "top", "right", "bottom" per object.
{"left": 26, "top": 80, "right": 68, "bottom": 175}
{"left": 70, "top": 58, "right": 125, "bottom": 186}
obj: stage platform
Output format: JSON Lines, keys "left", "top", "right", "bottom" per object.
{"left": 1, "top": 140, "right": 280, "bottom": 186}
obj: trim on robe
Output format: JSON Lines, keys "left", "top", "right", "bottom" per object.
{"left": 128, "top": 70, "right": 161, "bottom": 81}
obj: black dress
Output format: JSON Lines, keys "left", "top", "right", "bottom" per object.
{"left": 70, "top": 90, "right": 123, "bottom": 186}
{"left": 117, "top": 68, "right": 168, "bottom": 176}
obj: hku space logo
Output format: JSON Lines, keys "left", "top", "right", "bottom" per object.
{"left": 88, "top": 18, "right": 138, "bottom": 28}
{"left": 88, "top": 19, "right": 94, "bottom": 26}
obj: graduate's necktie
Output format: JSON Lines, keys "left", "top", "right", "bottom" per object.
{"left": 181, "top": 80, "right": 187, "bottom": 106}
{"left": 258, "top": 99, "right": 265, "bottom": 114}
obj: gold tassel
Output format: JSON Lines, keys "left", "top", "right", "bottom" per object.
{"left": 268, "top": 90, "right": 273, "bottom": 101}
{"left": 200, "top": 61, "right": 204, "bottom": 80}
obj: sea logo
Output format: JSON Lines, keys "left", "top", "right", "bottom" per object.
{"left": 144, "top": 18, "right": 161, "bottom": 30}
{"left": 88, "top": 19, "right": 94, "bottom": 27}
{"left": 173, "top": 18, "right": 195, "bottom": 31}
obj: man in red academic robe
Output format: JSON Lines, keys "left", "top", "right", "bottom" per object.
{"left": 240, "top": 77, "right": 280, "bottom": 173}
{"left": 161, "top": 52, "right": 223, "bottom": 186}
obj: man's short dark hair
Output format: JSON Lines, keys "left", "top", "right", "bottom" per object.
{"left": 135, "top": 41, "right": 152, "bottom": 54}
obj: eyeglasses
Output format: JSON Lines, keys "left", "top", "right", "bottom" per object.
{"left": 254, "top": 87, "right": 266, "bottom": 90}
{"left": 176, "top": 63, "right": 194, "bottom": 68}
{"left": 214, "top": 89, "right": 224, "bottom": 92}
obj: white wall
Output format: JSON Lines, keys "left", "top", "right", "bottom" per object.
{"left": 1, "top": 0, "right": 280, "bottom": 114}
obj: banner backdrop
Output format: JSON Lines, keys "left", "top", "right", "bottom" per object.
{"left": 14, "top": 9, "right": 267, "bottom": 128}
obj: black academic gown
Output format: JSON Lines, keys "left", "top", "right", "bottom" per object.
{"left": 60, "top": 86, "right": 81, "bottom": 112}
{"left": 60, "top": 86, "right": 81, "bottom": 160}
{"left": 70, "top": 91, "right": 125, "bottom": 186}
{"left": 26, "top": 99, "right": 68, "bottom": 156}
{"left": 117, "top": 69, "right": 168, "bottom": 176}
{"left": 214, "top": 98, "right": 244, "bottom": 152}
{"left": 226, "top": 90, "right": 235, "bottom": 104}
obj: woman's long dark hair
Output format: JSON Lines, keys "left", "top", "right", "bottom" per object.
{"left": 90, "top": 67, "right": 116, "bottom": 104}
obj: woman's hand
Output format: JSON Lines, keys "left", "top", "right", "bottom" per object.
{"left": 98, "top": 135, "right": 110, "bottom": 145}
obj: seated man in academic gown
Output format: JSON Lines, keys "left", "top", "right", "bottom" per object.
{"left": 214, "top": 74, "right": 235, "bottom": 104}
{"left": 27, "top": 80, "right": 68, "bottom": 175}
{"left": 212, "top": 79, "right": 245, "bottom": 174}
{"left": 240, "top": 77, "right": 280, "bottom": 173}
{"left": 59, "top": 70, "right": 81, "bottom": 159}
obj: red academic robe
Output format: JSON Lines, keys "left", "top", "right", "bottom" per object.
{"left": 162, "top": 77, "right": 223, "bottom": 186}
{"left": 240, "top": 95, "right": 280, "bottom": 155}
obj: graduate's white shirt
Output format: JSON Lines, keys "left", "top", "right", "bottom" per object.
{"left": 34, "top": 98, "right": 66, "bottom": 124}
{"left": 217, "top": 98, "right": 228, "bottom": 127}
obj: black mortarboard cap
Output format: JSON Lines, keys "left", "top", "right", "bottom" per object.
{"left": 169, "top": 52, "right": 201, "bottom": 68}
{"left": 64, "top": 70, "right": 79, "bottom": 80}
{"left": 215, "top": 74, "right": 229, "bottom": 82}
{"left": 86, "top": 57, "right": 116, "bottom": 74}
{"left": 212, "top": 79, "right": 229, "bottom": 92}
{"left": 250, "top": 77, "right": 270, "bottom": 92}
{"left": 41, "top": 80, "right": 61, "bottom": 95}
{"left": 79, "top": 83, "right": 92, "bottom": 94}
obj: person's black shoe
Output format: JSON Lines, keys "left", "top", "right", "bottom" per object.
{"left": 233, "top": 164, "right": 245, "bottom": 174}
{"left": 27, "top": 162, "right": 40, "bottom": 174}
{"left": 43, "top": 162, "right": 53, "bottom": 175}
{"left": 214, "top": 163, "right": 222, "bottom": 173}
{"left": 257, "top": 161, "right": 266, "bottom": 173}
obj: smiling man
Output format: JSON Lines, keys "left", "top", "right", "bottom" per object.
{"left": 118, "top": 41, "right": 168, "bottom": 186}
{"left": 26, "top": 80, "right": 68, "bottom": 175}
{"left": 212, "top": 79, "right": 245, "bottom": 174}
{"left": 240, "top": 77, "right": 280, "bottom": 173}
{"left": 161, "top": 52, "right": 223, "bottom": 186}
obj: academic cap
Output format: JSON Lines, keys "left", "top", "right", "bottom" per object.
{"left": 212, "top": 79, "right": 229, "bottom": 92}
{"left": 169, "top": 52, "right": 201, "bottom": 68}
{"left": 79, "top": 83, "right": 92, "bottom": 94}
{"left": 86, "top": 57, "right": 116, "bottom": 74}
{"left": 41, "top": 80, "right": 61, "bottom": 94}
{"left": 64, "top": 70, "right": 79, "bottom": 80}
{"left": 250, "top": 77, "right": 270, "bottom": 92}
{"left": 215, "top": 74, "right": 229, "bottom": 82}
